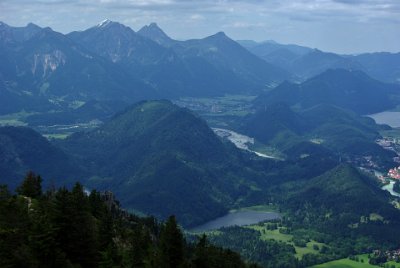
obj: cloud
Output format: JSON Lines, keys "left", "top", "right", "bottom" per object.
{"left": 226, "top": 21, "right": 266, "bottom": 29}
{"left": 0, "top": 0, "right": 399, "bottom": 53}
{"left": 189, "top": 14, "right": 205, "bottom": 21}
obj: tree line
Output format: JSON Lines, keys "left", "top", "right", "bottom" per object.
{"left": 0, "top": 172, "right": 258, "bottom": 268}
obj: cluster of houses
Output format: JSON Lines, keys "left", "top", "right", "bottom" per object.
{"left": 388, "top": 167, "right": 400, "bottom": 180}
{"left": 372, "top": 249, "right": 400, "bottom": 262}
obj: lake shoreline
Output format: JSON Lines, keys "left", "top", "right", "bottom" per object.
{"left": 189, "top": 209, "right": 281, "bottom": 233}
{"left": 368, "top": 111, "right": 400, "bottom": 128}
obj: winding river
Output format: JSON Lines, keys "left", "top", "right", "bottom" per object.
{"left": 212, "top": 128, "right": 276, "bottom": 159}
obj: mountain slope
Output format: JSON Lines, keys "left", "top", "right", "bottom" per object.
{"left": 240, "top": 39, "right": 400, "bottom": 84}
{"left": 70, "top": 21, "right": 290, "bottom": 97}
{"left": 0, "top": 126, "right": 81, "bottom": 190}
{"left": 354, "top": 52, "right": 400, "bottom": 84}
{"left": 1, "top": 20, "right": 291, "bottom": 107}
{"left": 239, "top": 102, "right": 396, "bottom": 168}
{"left": 60, "top": 100, "right": 260, "bottom": 227}
{"left": 68, "top": 20, "right": 166, "bottom": 65}
{"left": 255, "top": 69, "right": 399, "bottom": 114}
{"left": 238, "top": 102, "right": 306, "bottom": 147}
{"left": 175, "top": 32, "right": 290, "bottom": 90}
{"left": 284, "top": 164, "right": 400, "bottom": 245}
{"left": 238, "top": 40, "right": 312, "bottom": 74}
{"left": 0, "top": 22, "right": 156, "bottom": 114}
{"left": 0, "top": 21, "right": 42, "bottom": 46}
{"left": 137, "top": 22, "right": 176, "bottom": 47}
{"left": 289, "top": 49, "right": 362, "bottom": 78}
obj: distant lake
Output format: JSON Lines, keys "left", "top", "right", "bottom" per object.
{"left": 368, "top": 112, "right": 400, "bottom": 128}
{"left": 189, "top": 211, "right": 281, "bottom": 232}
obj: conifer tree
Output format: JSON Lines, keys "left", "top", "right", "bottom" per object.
{"left": 158, "top": 215, "right": 184, "bottom": 268}
{"left": 192, "top": 234, "right": 209, "bottom": 268}
{"left": 16, "top": 171, "right": 42, "bottom": 198}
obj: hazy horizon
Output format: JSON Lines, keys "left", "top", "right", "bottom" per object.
{"left": 1, "top": 0, "right": 399, "bottom": 55}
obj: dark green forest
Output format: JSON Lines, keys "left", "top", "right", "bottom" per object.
{"left": 0, "top": 172, "right": 255, "bottom": 268}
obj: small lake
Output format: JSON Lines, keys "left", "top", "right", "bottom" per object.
{"left": 368, "top": 112, "right": 400, "bottom": 128}
{"left": 189, "top": 211, "right": 281, "bottom": 232}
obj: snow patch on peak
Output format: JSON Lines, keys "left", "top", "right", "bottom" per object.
{"left": 98, "top": 19, "right": 112, "bottom": 27}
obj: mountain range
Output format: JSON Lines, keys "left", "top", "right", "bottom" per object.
{"left": 254, "top": 69, "right": 400, "bottom": 115}
{"left": 1, "top": 20, "right": 399, "bottom": 123}
{"left": 0, "top": 20, "right": 292, "bottom": 116}
{"left": 239, "top": 40, "right": 400, "bottom": 84}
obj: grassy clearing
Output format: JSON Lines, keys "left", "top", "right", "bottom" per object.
{"left": 43, "top": 133, "right": 72, "bottom": 140}
{"left": 385, "top": 261, "right": 400, "bottom": 268}
{"left": 294, "top": 241, "right": 325, "bottom": 258}
{"left": 369, "top": 213, "right": 384, "bottom": 221}
{"left": 0, "top": 118, "right": 27, "bottom": 126}
{"left": 251, "top": 226, "right": 292, "bottom": 243}
{"left": 313, "top": 254, "right": 378, "bottom": 268}
{"left": 0, "top": 111, "right": 34, "bottom": 126}
{"left": 313, "top": 254, "right": 400, "bottom": 268}
{"left": 248, "top": 225, "right": 327, "bottom": 258}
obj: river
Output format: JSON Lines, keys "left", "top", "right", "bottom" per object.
{"left": 189, "top": 211, "right": 281, "bottom": 232}
{"left": 212, "top": 128, "right": 276, "bottom": 159}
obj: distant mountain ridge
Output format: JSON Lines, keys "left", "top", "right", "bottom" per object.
{"left": 0, "top": 21, "right": 156, "bottom": 114}
{"left": 254, "top": 69, "right": 400, "bottom": 115}
{"left": 0, "top": 20, "right": 294, "bottom": 116}
{"left": 239, "top": 40, "right": 400, "bottom": 83}
{"left": 137, "top": 22, "right": 176, "bottom": 47}
{"left": 69, "top": 20, "right": 290, "bottom": 97}
{"left": 1, "top": 20, "right": 398, "bottom": 118}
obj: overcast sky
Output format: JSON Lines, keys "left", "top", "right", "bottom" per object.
{"left": 1, "top": 0, "right": 399, "bottom": 54}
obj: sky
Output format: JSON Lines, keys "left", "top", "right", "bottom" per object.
{"left": 0, "top": 0, "right": 399, "bottom": 54}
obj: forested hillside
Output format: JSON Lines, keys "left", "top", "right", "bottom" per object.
{"left": 0, "top": 172, "right": 254, "bottom": 268}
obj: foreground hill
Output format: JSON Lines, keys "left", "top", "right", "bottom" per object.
{"left": 255, "top": 69, "right": 400, "bottom": 115}
{"left": 60, "top": 100, "right": 261, "bottom": 227}
{"left": 0, "top": 175, "right": 250, "bottom": 267}
{"left": 0, "top": 126, "right": 81, "bottom": 189}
